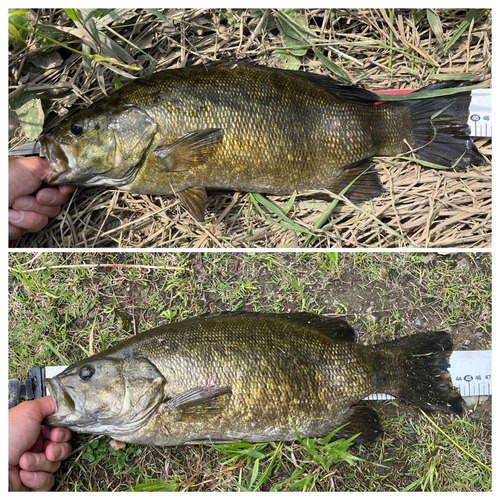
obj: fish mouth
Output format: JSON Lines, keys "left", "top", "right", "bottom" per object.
{"left": 40, "top": 135, "right": 74, "bottom": 185}
{"left": 44, "top": 378, "right": 76, "bottom": 425}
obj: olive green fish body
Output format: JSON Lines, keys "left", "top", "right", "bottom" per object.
{"left": 115, "top": 66, "right": 407, "bottom": 195}
{"left": 45, "top": 313, "right": 463, "bottom": 445}
{"left": 101, "top": 315, "right": 381, "bottom": 445}
{"left": 41, "top": 62, "right": 479, "bottom": 221}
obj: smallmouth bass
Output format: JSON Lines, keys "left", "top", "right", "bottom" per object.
{"left": 44, "top": 313, "right": 463, "bottom": 445}
{"left": 39, "top": 61, "right": 481, "bottom": 222}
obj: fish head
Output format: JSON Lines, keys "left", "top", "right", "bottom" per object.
{"left": 40, "top": 103, "right": 158, "bottom": 188}
{"left": 44, "top": 356, "right": 166, "bottom": 436}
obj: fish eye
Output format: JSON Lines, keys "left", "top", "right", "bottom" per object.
{"left": 71, "top": 124, "right": 83, "bottom": 135}
{"left": 79, "top": 365, "right": 94, "bottom": 381}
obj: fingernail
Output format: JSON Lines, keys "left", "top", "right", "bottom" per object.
{"left": 22, "top": 471, "right": 35, "bottom": 481}
{"left": 37, "top": 191, "right": 56, "bottom": 204}
{"left": 50, "top": 444, "right": 62, "bottom": 460}
{"left": 23, "top": 453, "right": 38, "bottom": 467}
{"left": 9, "top": 210, "right": 23, "bottom": 223}
{"left": 13, "top": 197, "right": 32, "bottom": 209}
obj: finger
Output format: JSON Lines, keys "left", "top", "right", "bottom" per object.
{"left": 43, "top": 426, "right": 72, "bottom": 443}
{"left": 33, "top": 395, "right": 57, "bottom": 419}
{"left": 9, "top": 209, "right": 49, "bottom": 233}
{"left": 10, "top": 396, "right": 56, "bottom": 422}
{"left": 9, "top": 466, "right": 30, "bottom": 491}
{"left": 58, "top": 185, "right": 78, "bottom": 196}
{"left": 36, "top": 186, "right": 74, "bottom": 206}
{"left": 9, "top": 222, "right": 28, "bottom": 240}
{"left": 19, "top": 470, "right": 55, "bottom": 492}
{"left": 27, "top": 432, "right": 45, "bottom": 454}
{"left": 45, "top": 441, "right": 72, "bottom": 462}
{"left": 11, "top": 196, "right": 62, "bottom": 217}
{"left": 19, "top": 451, "right": 61, "bottom": 473}
{"left": 9, "top": 156, "right": 50, "bottom": 178}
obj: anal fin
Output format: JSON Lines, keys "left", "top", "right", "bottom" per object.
{"left": 335, "top": 405, "right": 383, "bottom": 443}
{"left": 333, "top": 161, "right": 383, "bottom": 203}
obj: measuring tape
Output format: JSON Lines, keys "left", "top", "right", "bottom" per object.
{"left": 468, "top": 89, "right": 492, "bottom": 137}
{"left": 365, "top": 349, "right": 492, "bottom": 401}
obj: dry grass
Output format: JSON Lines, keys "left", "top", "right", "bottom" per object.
{"left": 9, "top": 8, "right": 492, "bottom": 248}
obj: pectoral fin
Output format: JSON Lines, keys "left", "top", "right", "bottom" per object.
{"left": 154, "top": 128, "right": 224, "bottom": 172}
{"left": 177, "top": 187, "right": 208, "bottom": 222}
{"left": 162, "top": 385, "right": 232, "bottom": 421}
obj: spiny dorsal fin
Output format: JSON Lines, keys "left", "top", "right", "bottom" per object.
{"left": 192, "top": 312, "right": 357, "bottom": 342}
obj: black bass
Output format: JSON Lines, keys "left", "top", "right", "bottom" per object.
{"left": 39, "top": 61, "right": 481, "bottom": 222}
{"left": 44, "top": 313, "right": 463, "bottom": 445}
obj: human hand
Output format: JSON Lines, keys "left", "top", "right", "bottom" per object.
{"left": 9, "top": 396, "right": 72, "bottom": 491}
{"left": 9, "top": 156, "right": 77, "bottom": 240}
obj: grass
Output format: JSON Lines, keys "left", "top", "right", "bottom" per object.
{"left": 8, "top": 251, "right": 491, "bottom": 491}
{"left": 8, "top": 8, "right": 492, "bottom": 248}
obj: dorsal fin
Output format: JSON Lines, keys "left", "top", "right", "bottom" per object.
{"left": 208, "top": 59, "right": 380, "bottom": 105}
{"left": 193, "top": 311, "right": 357, "bottom": 342}
{"left": 285, "top": 70, "right": 379, "bottom": 105}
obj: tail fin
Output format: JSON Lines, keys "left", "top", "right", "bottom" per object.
{"left": 401, "top": 81, "right": 482, "bottom": 167}
{"left": 376, "top": 331, "right": 464, "bottom": 415}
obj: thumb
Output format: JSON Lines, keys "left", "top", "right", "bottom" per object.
{"left": 9, "top": 157, "right": 51, "bottom": 206}
{"left": 9, "top": 397, "right": 57, "bottom": 467}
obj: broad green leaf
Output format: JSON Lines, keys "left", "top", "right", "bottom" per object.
{"left": 9, "top": 23, "right": 25, "bottom": 43}
{"left": 8, "top": 8, "right": 30, "bottom": 45}
{"left": 276, "top": 10, "right": 309, "bottom": 56}
{"left": 16, "top": 98, "right": 44, "bottom": 140}
{"left": 272, "top": 49, "right": 301, "bottom": 70}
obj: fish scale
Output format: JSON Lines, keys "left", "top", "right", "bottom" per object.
{"left": 44, "top": 313, "right": 463, "bottom": 446}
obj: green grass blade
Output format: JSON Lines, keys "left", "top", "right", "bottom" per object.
{"left": 9, "top": 20, "right": 143, "bottom": 72}
{"left": 63, "top": 9, "right": 80, "bottom": 21}
{"left": 444, "top": 9, "right": 484, "bottom": 52}
{"left": 128, "top": 480, "right": 181, "bottom": 491}
{"left": 312, "top": 46, "right": 350, "bottom": 81}
{"left": 249, "top": 193, "right": 314, "bottom": 236}
{"left": 375, "top": 83, "right": 487, "bottom": 101}
{"left": 426, "top": 10, "right": 444, "bottom": 45}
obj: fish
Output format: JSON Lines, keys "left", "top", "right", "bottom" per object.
{"left": 39, "top": 61, "right": 481, "bottom": 222}
{"left": 44, "top": 312, "right": 464, "bottom": 445}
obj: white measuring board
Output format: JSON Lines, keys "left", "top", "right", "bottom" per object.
{"left": 469, "top": 89, "right": 492, "bottom": 137}
{"left": 44, "top": 350, "right": 491, "bottom": 401}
